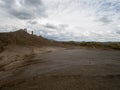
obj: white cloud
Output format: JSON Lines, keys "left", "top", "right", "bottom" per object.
{"left": 0, "top": 0, "right": 120, "bottom": 41}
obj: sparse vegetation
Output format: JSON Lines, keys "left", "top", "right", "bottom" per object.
{"left": 62, "top": 41, "right": 120, "bottom": 50}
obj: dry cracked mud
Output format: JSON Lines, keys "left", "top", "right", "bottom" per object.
{"left": 0, "top": 47, "right": 120, "bottom": 90}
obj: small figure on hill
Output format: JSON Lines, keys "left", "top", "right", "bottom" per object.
{"left": 31, "top": 31, "right": 33, "bottom": 35}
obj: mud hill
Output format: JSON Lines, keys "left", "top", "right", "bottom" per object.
{"left": 0, "top": 29, "right": 60, "bottom": 52}
{"left": 0, "top": 30, "right": 120, "bottom": 90}
{"left": 0, "top": 29, "right": 119, "bottom": 53}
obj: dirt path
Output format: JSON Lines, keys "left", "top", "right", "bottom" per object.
{"left": 0, "top": 47, "right": 120, "bottom": 90}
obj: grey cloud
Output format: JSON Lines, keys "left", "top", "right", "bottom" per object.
{"left": 32, "top": 23, "right": 70, "bottom": 41}
{"left": 59, "top": 24, "right": 68, "bottom": 29}
{"left": 27, "top": 20, "right": 38, "bottom": 25}
{"left": 98, "top": 16, "right": 112, "bottom": 24}
{"left": 44, "top": 23, "right": 58, "bottom": 29}
{"left": 10, "top": 11, "right": 34, "bottom": 20}
{"left": 0, "top": 25, "right": 17, "bottom": 32}
{"left": 40, "top": 30, "right": 73, "bottom": 41}
{"left": 44, "top": 23, "right": 68, "bottom": 30}
{"left": 23, "top": 0, "right": 42, "bottom": 6}
{"left": 0, "top": 0, "right": 46, "bottom": 20}
{"left": 116, "top": 30, "right": 120, "bottom": 34}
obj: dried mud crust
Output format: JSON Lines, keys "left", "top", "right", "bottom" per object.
{"left": 1, "top": 75, "right": 120, "bottom": 90}
{"left": 0, "top": 48, "right": 120, "bottom": 90}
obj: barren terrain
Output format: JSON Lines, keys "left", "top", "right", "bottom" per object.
{"left": 0, "top": 46, "right": 120, "bottom": 90}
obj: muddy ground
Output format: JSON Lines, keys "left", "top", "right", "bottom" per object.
{"left": 0, "top": 46, "right": 120, "bottom": 90}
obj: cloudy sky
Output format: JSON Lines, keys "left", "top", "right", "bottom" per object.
{"left": 0, "top": 0, "right": 120, "bottom": 41}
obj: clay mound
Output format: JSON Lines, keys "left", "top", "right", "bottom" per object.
{"left": 0, "top": 29, "right": 59, "bottom": 52}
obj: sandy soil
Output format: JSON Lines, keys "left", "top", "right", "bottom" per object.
{"left": 0, "top": 46, "right": 120, "bottom": 90}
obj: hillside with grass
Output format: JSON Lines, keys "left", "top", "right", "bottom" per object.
{"left": 62, "top": 41, "right": 120, "bottom": 50}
